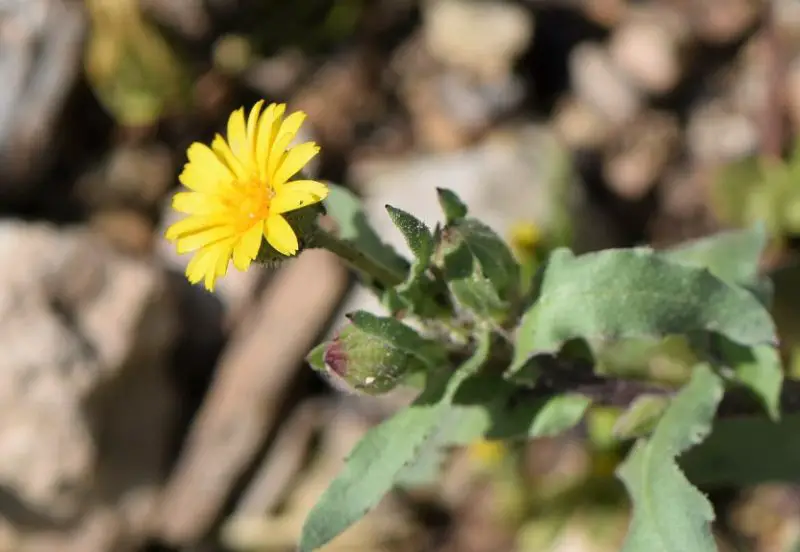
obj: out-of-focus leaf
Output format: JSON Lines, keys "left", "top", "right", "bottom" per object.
{"left": 617, "top": 364, "right": 724, "bottom": 552}
{"left": 612, "top": 395, "right": 670, "bottom": 440}
{"left": 84, "top": 0, "right": 190, "bottom": 126}
{"left": 681, "top": 413, "right": 800, "bottom": 487}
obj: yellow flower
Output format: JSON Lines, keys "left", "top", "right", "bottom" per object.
{"left": 165, "top": 102, "right": 328, "bottom": 291}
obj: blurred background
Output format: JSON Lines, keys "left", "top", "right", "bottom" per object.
{"left": 1, "top": 0, "right": 800, "bottom": 550}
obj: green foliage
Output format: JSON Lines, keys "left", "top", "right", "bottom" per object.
{"left": 321, "top": 311, "right": 447, "bottom": 395}
{"left": 300, "top": 331, "right": 493, "bottom": 551}
{"left": 617, "top": 365, "right": 724, "bottom": 552}
{"left": 509, "top": 247, "right": 776, "bottom": 383}
{"left": 301, "top": 188, "right": 789, "bottom": 552}
{"left": 711, "top": 142, "right": 800, "bottom": 238}
{"left": 436, "top": 187, "right": 468, "bottom": 224}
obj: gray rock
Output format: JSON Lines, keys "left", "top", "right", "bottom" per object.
{"left": 0, "top": 0, "right": 85, "bottom": 196}
{"left": 570, "top": 42, "right": 643, "bottom": 125}
{"left": 0, "top": 221, "right": 177, "bottom": 552}
{"left": 422, "top": 0, "right": 534, "bottom": 79}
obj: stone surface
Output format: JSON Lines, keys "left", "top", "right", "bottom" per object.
{"left": 391, "top": 34, "right": 526, "bottom": 151}
{"left": 608, "top": 7, "right": 688, "bottom": 95}
{"left": 0, "top": 0, "right": 85, "bottom": 197}
{"left": 570, "top": 42, "right": 643, "bottom": 125}
{"left": 0, "top": 221, "right": 177, "bottom": 552}
{"left": 422, "top": 0, "right": 533, "bottom": 80}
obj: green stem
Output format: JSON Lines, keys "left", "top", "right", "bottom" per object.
{"left": 312, "top": 227, "right": 406, "bottom": 288}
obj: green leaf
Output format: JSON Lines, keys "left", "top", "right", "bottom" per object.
{"left": 443, "top": 241, "right": 507, "bottom": 320}
{"left": 617, "top": 364, "right": 724, "bottom": 552}
{"left": 662, "top": 227, "right": 781, "bottom": 420}
{"left": 323, "top": 184, "right": 408, "bottom": 277}
{"left": 436, "top": 187, "right": 468, "bottom": 223}
{"left": 681, "top": 413, "right": 800, "bottom": 487}
{"left": 612, "top": 395, "right": 670, "bottom": 440}
{"left": 385, "top": 205, "right": 434, "bottom": 272}
{"left": 306, "top": 342, "right": 327, "bottom": 373}
{"left": 443, "top": 218, "right": 519, "bottom": 300}
{"left": 299, "top": 331, "right": 492, "bottom": 551}
{"left": 323, "top": 311, "right": 447, "bottom": 395}
{"left": 383, "top": 208, "right": 450, "bottom": 319}
{"left": 509, "top": 248, "right": 777, "bottom": 381}
{"left": 718, "top": 341, "right": 782, "bottom": 421}
{"left": 527, "top": 393, "right": 593, "bottom": 437}
{"left": 662, "top": 224, "right": 767, "bottom": 287}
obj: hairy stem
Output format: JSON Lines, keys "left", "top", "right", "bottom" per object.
{"left": 311, "top": 227, "right": 406, "bottom": 288}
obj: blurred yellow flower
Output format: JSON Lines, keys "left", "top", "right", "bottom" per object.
{"left": 165, "top": 102, "right": 328, "bottom": 291}
{"left": 469, "top": 439, "right": 507, "bottom": 467}
{"left": 509, "top": 221, "right": 541, "bottom": 255}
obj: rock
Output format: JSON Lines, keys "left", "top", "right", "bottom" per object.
{"left": 139, "top": 0, "right": 210, "bottom": 40}
{"left": 686, "top": 100, "right": 760, "bottom": 164}
{"left": 552, "top": 96, "right": 613, "bottom": 151}
{"left": 75, "top": 144, "right": 175, "bottom": 211}
{"left": 569, "top": 42, "right": 643, "bottom": 126}
{"left": 90, "top": 209, "right": 155, "bottom": 256}
{"left": 0, "top": 221, "right": 177, "bottom": 552}
{"left": 0, "top": 0, "right": 86, "bottom": 199}
{"left": 422, "top": 0, "right": 534, "bottom": 80}
{"left": 608, "top": 6, "right": 690, "bottom": 95}
{"left": 291, "top": 49, "right": 385, "bottom": 159}
{"left": 602, "top": 110, "right": 680, "bottom": 200}
{"left": 689, "top": 0, "right": 762, "bottom": 45}
{"left": 392, "top": 34, "right": 526, "bottom": 151}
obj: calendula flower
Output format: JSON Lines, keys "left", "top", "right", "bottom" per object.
{"left": 165, "top": 102, "right": 328, "bottom": 291}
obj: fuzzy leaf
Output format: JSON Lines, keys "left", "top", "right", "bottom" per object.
{"left": 509, "top": 248, "right": 777, "bottom": 381}
{"left": 443, "top": 241, "right": 507, "bottom": 320}
{"left": 443, "top": 218, "right": 519, "bottom": 300}
{"left": 612, "top": 395, "right": 670, "bottom": 440}
{"left": 436, "top": 187, "right": 468, "bottom": 223}
{"left": 385, "top": 205, "right": 434, "bottom": 272}
{"left": 617, "top": 364, "right": 724, "bottom": 552}
{"left": 663, "top": 227, "right": 781, "bottom": 420}
{"left": 300, "top": 331, "right": 492, "bottom": 551}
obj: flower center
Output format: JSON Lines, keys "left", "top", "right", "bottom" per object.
{"left": 234, "top": 178, "right": 274, "bottom": 231}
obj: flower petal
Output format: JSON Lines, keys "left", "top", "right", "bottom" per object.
{"left": 266, "top": 131, "right": 296, "bottom": 185}
{"left": 283, "top": 179, "right": 329, "bottom": 198}
{"left": 272, "top": 142, "right": 320, "bottom": 187}
{"left": 186, "top": 248, "right": 216, "bottom": 284}
{"left": 183, "top": 143, "right": 232, "bottom": 191}
{"left": 176, "top": 225, "right": 235, "bottom": 254}
{"left": 212, "top": 134, "right": 247, "bottom": 180}
{"left": 165, "top": 215, "right": 224, "bottom": 241}
{"left": 256, "top": 103, "right": 286, "bottom": 174}
{"left": 231, "top": 221, "right": 263, "bottom": 270}
{"left": 265, "top": 215, "right": 299, "bottom": 255}
{"left": 246, "top": 100, "right": 265, "bottom": 155}
{"left": 226, "top": 107, "right": 248, "bottom": 160}
{"left": 172, "top": 191, "right": 222, "bottom": 214}
{"left": 271, "top": 182, "right": 327, "bottom": 214}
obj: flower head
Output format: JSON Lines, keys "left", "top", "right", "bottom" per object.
{"left": 165, "top": 102, "right": 328, "bottom": 290}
